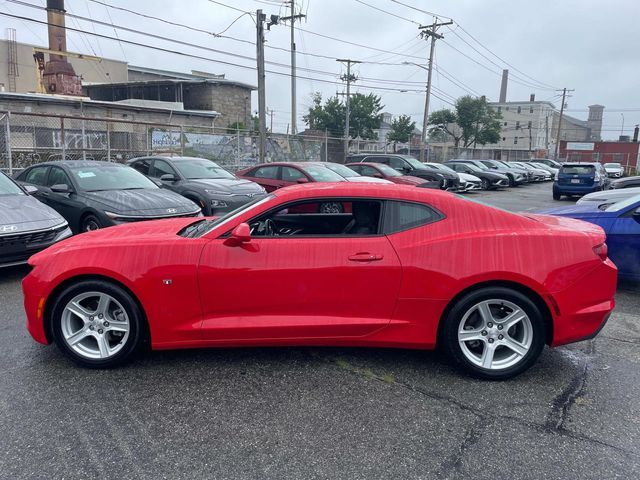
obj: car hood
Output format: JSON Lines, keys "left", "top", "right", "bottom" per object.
{"left": 345, "top": 176, "right": 392, "bottom": 184}
{"left": 457, "top": 172, "right": 481, "bottom": 182}
{"left": 0, "top": 194, "right": 66, "bottom": 234}
{"left": 611, "top": 176, "right": 640, "bottom": 188}
{"left": 188, "top": 178, "right": 264, "bottom": 193}
{"left": 578, "top": 188, "right": 640, "bottom": 204}
{"left": 82, "top": 188, "right": 199, "bottom": 215}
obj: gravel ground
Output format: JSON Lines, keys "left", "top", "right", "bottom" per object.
{"left": 0, "top": 181, "right": 638, "bottom": 479}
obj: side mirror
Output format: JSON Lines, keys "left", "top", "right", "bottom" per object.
{"left": 160, "top": 173, "right": 177, "bottom": 182}
{"left": 296, "top": 177, "right": 309, "bottom": 184}
{"left": 50, "top": 183, "right": 71, "bottom": 194}
{"left": 229, "top": 222, "right": 251, "bottom": 243}
{"left": 23, "top": 185, "right": 38, "bottom": 195}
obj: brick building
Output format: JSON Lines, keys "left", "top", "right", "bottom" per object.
{"left": 560, "top": 140, "right": 640, "bottom": 174}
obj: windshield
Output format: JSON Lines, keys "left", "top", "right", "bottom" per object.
{"left": 401, "top": 156, "right": 424, "bottom": 169}
{"left": 189, "top": 194, "right": 274, "bottom": 237}
{"left": 604, "top": 194, "right": 640, "bottom": 212}
{"left": 374, "top": 163, "right": 402, "bottom": 177}
{"left": 561, "top": 165, "right": 595, "bottom": 175}
{"left": 323, "top": 163, "right": 359, "bottom": 178}
{"left": 300, "top": 165, "right": 345, "bottom": 182}
{"left": 604, "top": 163, "right": 621, "bottom": 168}
{"left": 175, "top": 159, "right": 235, "bottom": 179}
{"left": 0, "top": 173, "right": 23, "bottom": 195}
{"left": 71, "top": 165, "right": 158, "bottom": 191}
{"left": 460, "top": 163, "right": 483, "bottom": 173}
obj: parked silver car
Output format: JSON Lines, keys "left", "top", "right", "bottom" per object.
{"left": 577, "top": 186, "right": 640, "bottom": 205}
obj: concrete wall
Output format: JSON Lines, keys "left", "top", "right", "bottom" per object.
{"left": 0, "top": 40, "right": 128, "bottom": 94}
{"left": 184, "top": 83, "right": 251, "bottom": 129}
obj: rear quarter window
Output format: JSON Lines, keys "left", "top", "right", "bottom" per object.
{"left": 383, "top": 201, "right": 443, "bottom": 234}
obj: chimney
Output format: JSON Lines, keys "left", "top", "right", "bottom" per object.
{"left": 530, "top": 94, "right": 535, "bottom": 102}
{"left": 633, "top": 125, "right": 639, "bottom": 143}
{"left": 499, "top": 69, "right": 508, "bottom": 103}
{"left": 587, "top": 105, "right": 604, "bottom": 142}
{"left": 42, "top": 0, "right": 82, "bottom": 95}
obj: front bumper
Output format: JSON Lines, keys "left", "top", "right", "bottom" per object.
{"left": 491, "top": 178, "right": 509, "bottom": 188}
{"left": 462, "top": 181, "right": 482, "bottom": 192}
{"left": 0, "top": 224, "right": 71, "bottom": 269}
{"left": 607, "top": 172, "right": 623, "bottom": 178}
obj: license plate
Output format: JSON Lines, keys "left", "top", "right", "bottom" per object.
{"left": 571, "top": 179, "right": 580, "bottom": 184}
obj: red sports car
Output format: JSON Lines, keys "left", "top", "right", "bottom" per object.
{"left": 346, "top": 162, "right": 433, "bottom": 186}
{"left": 22, "top": 183, "right": 616, "bottom": 379}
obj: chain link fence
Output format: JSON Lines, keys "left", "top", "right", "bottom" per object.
{"left": 0, "top": 111, "right": 330, "bottom": 175}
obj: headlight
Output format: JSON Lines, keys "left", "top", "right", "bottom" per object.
{"left": 210, "top": 199, "right": 228, "bottom": 207}
{"left": 204, "top": 189, "right": 232, "bottom": 196}
{"left": 54, "top": 224, "right": 72, "bottom": 240}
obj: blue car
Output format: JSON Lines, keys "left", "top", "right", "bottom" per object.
{"left": 553, "top": 162, "right": 610, "bottom": 200}
{"left": 539, "top": 194, "right": 640, "bottom": 280}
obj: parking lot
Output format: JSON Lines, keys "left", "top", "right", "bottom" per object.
{"left": 1, "top": 180, "right": 638, "bottom": 479}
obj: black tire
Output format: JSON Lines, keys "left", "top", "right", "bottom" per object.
{"left": 507, "top": 174, "right": 515, "bottom": 187}
{"left": 553, "top": 191, "right": 561, "bottom": 200}
{"left": 440, "top": 287, "right": 546, "bottom": 380}
{"left": 81, "top": 214, "right": 102, "bottom": 232}
{"left": 481, "top": 178, "right": 490, "bottom": 190}
{"left": 50, "top": 280, "right": 146, "bottom": 368}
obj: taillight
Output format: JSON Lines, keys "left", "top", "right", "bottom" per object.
{"left": 593, "top": 243, "right": 608, "bottom": 261}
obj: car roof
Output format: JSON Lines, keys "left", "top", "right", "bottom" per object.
{"left": 346, "top": 162, "right": 383, "bottom": 167}
{"left": 271, "top": 182, "right": 450, "bottom": 202}
{"left": 30, "top": 160, "right": 126, "bottom": 169}
{"left": 247, "top": 162, "right": 334, "bottom": 168}
{"left": 561, "top": 163, "right": 598, "bottom": 167}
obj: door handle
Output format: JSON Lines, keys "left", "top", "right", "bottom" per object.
{"left": 348, "top": 252, "right": 383, "bottom": 262}
{"left": 40, "top": 191, "right": 50, "bottom": 197}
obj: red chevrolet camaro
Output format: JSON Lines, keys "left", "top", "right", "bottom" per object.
{"left": 22, "top": 183, "right": 617, "bottom": 379}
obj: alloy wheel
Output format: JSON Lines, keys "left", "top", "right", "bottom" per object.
{"left": 457, "top": 299, "right": 533, "bottom": 370}
{"left": 60, "top": 291, "right": 130, "bottom": 360}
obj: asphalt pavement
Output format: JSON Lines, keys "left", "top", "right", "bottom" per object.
{"left": 1, "top": 181, "right": 639, "bottom": 479}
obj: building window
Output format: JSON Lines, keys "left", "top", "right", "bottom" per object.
{"left": 504, "top": 122, "right": 507, "bottom": 126}
{"left": 505, "top": 106, "right": 510, "bottom": 111}
{"left": 516, "top": 121, "right": 520, "bottom": 130}
{"left": 517, "top": 106, "right": 522, "bottom": 113}
{"left": 514, "top": 137, "right": 518, "bottom": 145}
{"left": 497, "top": 106, "right": 502, "bottom": 113}
{"left": 528, "top": 121, "right": 532, "bottom": 129}
{"left": 529, "top": 106, "right": 534, "bottom": 113}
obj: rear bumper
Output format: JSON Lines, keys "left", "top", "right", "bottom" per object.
{"left": 550, "top": 258, "right": 617, "bottom": 347}
{"left": 553, "top": 182, "right": 600, "bottom": 195}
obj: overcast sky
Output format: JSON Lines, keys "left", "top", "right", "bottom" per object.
{"left": 4, "top": 0, "right": 640, "bottom": 137}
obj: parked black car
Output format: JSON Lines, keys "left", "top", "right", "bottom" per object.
{"left": 475, "top": 159, "right": 528, "bottom": 186}
{"left": 14, "top": 161, "right": 201, "bottom": 233}
{"left": 444, "top": 161, "right": 510, "bottom": 190}
{"left": 346, "top": 153, "right": 457, "bottom": 190}
{"left": 128, "top": 156, "right": 267, "bottom": 215}
{"left": 0, "top": 172, "right": 71, "bottom": 268}
{"left": 609, "top": 175, "right": 640, "bottom": 189}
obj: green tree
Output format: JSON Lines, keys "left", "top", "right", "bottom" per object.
{"left": 387, "top": 115, "right": 416, "bottom": 143}
{"left": 303, "top": 92, "right": 384, "bottom": 139}
{"left": 226, "top": 115, "right": 262, "bottom": 134}
{"left": 428, "top": 96, "right": 502, "bottom": 148}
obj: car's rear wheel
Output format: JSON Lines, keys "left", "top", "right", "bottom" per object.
{"left": 553, "top": 191, "right": 561, "bottom": 200}
{"left": 51, "top": 280, "right": 145, "bottom": 368}
{"left": 81, "top": 214, "right": 102, "bottom": 232}
{"left": 441, "top": 287, "right": 545, "bottom": 380}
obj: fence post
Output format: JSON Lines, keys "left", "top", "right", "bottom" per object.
{"left": 180, "top": 125, "right": 185, "bottom": 156}
{"left": 324, "top": 130, "right": 328, "bottom": 162}
{"left": 5, "top": 113, "right": 13, "bottom": 175}
{"left": 61, "top": 117, "right": 66, "bottom": 160}
{"left": 81, "top": 115, "right": 87, "bottom": 161}
{"left": 146, "top": 125, "right": 150, "bottom": 155}
{"left": 106, "top": 122, "right": 111, "bottom": 162}
{"left": 236, "top": 127, "right": 241, "bottom": 165}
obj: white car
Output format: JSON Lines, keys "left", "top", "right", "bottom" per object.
{"left": 315, "top": 162, "right": 393, "bottom": 184}
{"left": 530, "top": 162, "right": 559, "bottom": 176}
{"left": 603, "top": 162, "right": 624, "bottom": 178}
{"left": 424, "top": 162, "right": 481, "bottom": 192}
{"left": 576, "top": 186, "right": 640, "bottom": 205}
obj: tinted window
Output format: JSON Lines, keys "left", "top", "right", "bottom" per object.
{"left": 365, "top": 156, "right": 390, "bottom": 165}
{"left": 0, "top": 173, "right": 23, "bottom": 195}
{"left": 131, "top": 159, "right": 151, "bottom": 175}
{"left": 374, "top": 164, "right": 403, "bottom": 176}
{"left": 282, "top": 166, "right": 306, "bottom": 182}
{"left": 360, "top": 165, "right": 382, "bottom": 177}
{"left": 47, "top": 167, "right": 71, "bottom": 187}
{"left": 388, "top": 157, "right": 407, "bottom": 171}
{"left": 152, "top": 159, "right": 176, "bottom": 178}
{"left": 24, "top": 166, "right": 49, "bottom": 186}
{"left": 384, "top": 201, "right": 442, "bottom": 234}
{"left": 323, "top": 163, "right": 359, "bottom": 178}
{"left": 561, "top": 165, "right": 595, "bottom": 175}
{"left": 253, "top": 166, "right": 279, "bottom": 179}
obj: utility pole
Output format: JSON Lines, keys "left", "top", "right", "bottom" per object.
{"left": 545, "top": 114, "right": 549, "bottom": 151}
{"left": 256, "top": 10, "right": 267, "bottom": 162}
{"left": 528, "top": 124, "right": 532, "bottom": 155}
{"left": 554, "top": 87, "right": 574, "bottom": 160}
{"left": 418, "top": 19, "right": 453, "bottom": 162}
{"left": 281, "top": 1, "right": 305, "bottom": 135}
{"left": 337, "top": 59, "right": 360, "bottom": 159}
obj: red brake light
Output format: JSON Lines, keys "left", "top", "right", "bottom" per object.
{"left": 593, "top": 243, "right": 608, "bottom": 261}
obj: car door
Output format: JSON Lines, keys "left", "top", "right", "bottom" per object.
{"left": 281, "top": 166, "right": 310, "bottom": 186}
{"left": 245, "top": 165, "right": 282, "bottom": 192}
{"left": 607, "top": 208, "right": 640, "bottom": 278}
{"left": 197, "top": 198, "right": 402, "bottom": 342}
{"left": 42, "top": 166, "right": 85, "bottom": 225}
{"left": 150, "top": 159, "right": 181, "bottom": 193}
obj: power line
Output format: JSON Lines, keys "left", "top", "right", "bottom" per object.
{"left": 353, "top": 0, "right": 420, "bottom": 25}
{"left": 385, "top": 0, "right": 453, "bottom": 21}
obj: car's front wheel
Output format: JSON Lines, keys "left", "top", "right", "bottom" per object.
{"left": 51, "top": 280, "right": 146, "bottom": 368}
{"left": 81, "top": 214, "right": 102, "bottom": 232}
{"left": 441, "top": 287, "right": 546, "bottom": 380}
{"left": 481, "top": 178, "right": 490, "bottom": 190}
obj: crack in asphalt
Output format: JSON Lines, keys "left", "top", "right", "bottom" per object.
{"left": 438, "top": 417, "right": 488, "bottom": 480}
{"left": 601, "top": 335, "right": 640, "bottom": 345}
{"left": 310, "top": 346, "right": 640, "bottom": 460}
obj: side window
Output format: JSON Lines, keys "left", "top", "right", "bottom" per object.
{"left": 384, "top": 201, "right": 443, "bottom": 234}
{"left": 360, "top": 165, "right": 380, "bottom": 177}
{"left": 252, "top": 166, "right": 279, "bottom": 179}
{"left": 388, "top": 157, "right": 406, "bottom": 170}
{"left": 151, "top": 159, "right": 176, "bottom": 178}
{"left": 282, "top": 166, "right": 306, "bottom": 182}
{"left": 132, "top": 159, "right": 151, "bottom": 175}
{"left": 24, "top": 166, "right": 49, "bottom": 186}
{"left": 348, "top": 165, "right": 363, "bottom": 174}
{"left": 47, "top": 167, "right": 71, "bottom": 187}
{"left": 366, "top": 156, "right": 389, "bottom": 165}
